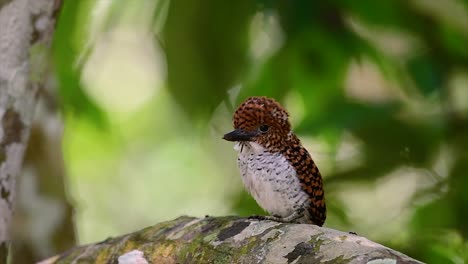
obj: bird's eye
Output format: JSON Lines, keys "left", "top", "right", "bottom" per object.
{"left": 259, "top": 125, "right": 269, "bottom": 133}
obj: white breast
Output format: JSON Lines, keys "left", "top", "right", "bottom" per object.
{"left": 235, "top": 142, "right": 309, "bottom": 217}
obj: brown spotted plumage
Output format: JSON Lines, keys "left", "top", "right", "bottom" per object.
{"left": 223, "top": 96, "right": 326, "bottom": 226}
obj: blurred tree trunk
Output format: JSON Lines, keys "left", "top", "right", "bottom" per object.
{"left": 11, "top": 81, "right": 76, "bottom": 263}
{"left": 41, "top": 216, "right": 423, "bottom": 264}
{"left": 0, "top": 0, "right": 62, "bottom": 263}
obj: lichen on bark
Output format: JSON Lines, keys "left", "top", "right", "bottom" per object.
{"left": 0, "top": 0, "right": 62, "bottom": 263}
{"left": 42, "top": 216, "right": 423, "bottom": 264}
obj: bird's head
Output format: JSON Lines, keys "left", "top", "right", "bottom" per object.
{"left": 223, "top": 96, "right": 292, "bottom": 150}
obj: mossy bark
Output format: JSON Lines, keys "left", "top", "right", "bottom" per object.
{"left": 41, "top": 216, "right": 423, "bottom": 264}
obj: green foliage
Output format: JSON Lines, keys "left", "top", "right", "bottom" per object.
{"left": 163, "top": 0, "right": 255, "bottom": 117}
{"left": 53, "top": 0, "right": 107, "bottom": 126}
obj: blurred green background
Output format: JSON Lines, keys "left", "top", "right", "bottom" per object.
{"left": 27, "top": 0, "right": 468, "bottom": 263}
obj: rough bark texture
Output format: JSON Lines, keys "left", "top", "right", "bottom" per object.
{"left": 41, "top": 216, "right": 423, "bottom": 264}
{"left": 12, "top": 79, "right": 76, "bottom": 263}
{"left": 0, "top": 0, "right": 62, "bottom": 263}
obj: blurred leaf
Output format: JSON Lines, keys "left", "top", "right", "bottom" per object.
{"left": 297, "top": 100, "right": 397, "bottom": 134}
{"left": 447, "top": 145, "right": 468, "bottom": 237}
{"left": 407, "top": 229, "right": 467, "bottom": 264}
{"left": 411, "top": 198, "right": 457, "bottom": 233}
{"left": 439, "top": 25, "right": 468, "bottom": 59}
{"left": 275, "top": 34, "right": 352, "bottom": 135}
{"left": 407, "top": 55, "right": 444, "bottom": 96}
{"left": 326, "top": 165, "right": 395, "bottom": 185}
{"left": 277, "top": 1, "right": 347, "bottom": 36}
{"left": 323, "top": 101, "right": 441, "bottom": 185}
{"left": 335, "top": 0, "right": 410, "bottom": 28}
{"left": 52, "top": 0, "right": 107, "bottom": 126}
{"left": 238, "top": 48, "right": 293, "bottom": 103}
{"left": 355, "top": 117, "right": 440, "bottom": 167}
{"left": 163, "top": 0, "right": 255, "bottom": 119}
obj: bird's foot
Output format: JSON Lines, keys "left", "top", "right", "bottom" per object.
{"left": 249, "top": 214, "right": 300, "bottom": 223}
{"left": 263, "top": 215, "right": 290, "bottom": 222}
{"left": 263, "top": 208, "right": 305, "bottom": 223}
{"left": 248, "top": 215, "right": 285, "bottom": 221}
{"left": 249, "top": 209, "right": 305, "bottom": 223}
{"left": 248, "top": 215, "right": 268, "bottom": 221}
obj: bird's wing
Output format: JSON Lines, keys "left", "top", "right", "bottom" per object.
{"left": 283, "top": 144, "right": 326, "bottom": 226}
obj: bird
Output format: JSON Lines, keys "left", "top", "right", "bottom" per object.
{"left": 223, "top": 96, "right": 326, "bottom": 226}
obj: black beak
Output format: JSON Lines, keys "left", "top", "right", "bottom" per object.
{"left": 223, "top": 129, "right": 257, "bottom": 142}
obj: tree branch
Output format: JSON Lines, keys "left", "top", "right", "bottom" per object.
{"left": 41, "top": 216, "right": 422, "bottom": 264}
